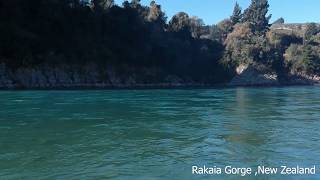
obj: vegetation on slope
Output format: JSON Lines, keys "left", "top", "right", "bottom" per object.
{"left": 0, "top": 0, "right": 319, "bottom": 87}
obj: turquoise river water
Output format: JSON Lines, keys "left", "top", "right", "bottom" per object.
{"left": 0, "top": 87, "right": 320, "bottom": 179}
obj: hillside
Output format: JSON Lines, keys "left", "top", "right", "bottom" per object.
{"left": 271, "top": 23, "right": 320, "bottom": 37}
{"left": 0, "top": 0, "right": 320, "bottom": 89}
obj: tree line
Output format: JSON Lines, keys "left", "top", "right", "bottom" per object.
{"left": 0, "top": 0, "right": 319, "bottom": 84}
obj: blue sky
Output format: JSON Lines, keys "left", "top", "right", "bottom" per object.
{"left": 114, "top": 0, "right": 319, "bottom": 25}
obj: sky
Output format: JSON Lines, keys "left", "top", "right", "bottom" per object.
{"left": 114, "top": 0, "right": 320, "bottom": 25}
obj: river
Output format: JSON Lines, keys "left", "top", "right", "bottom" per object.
{"left": 0, "top": 87, "right": 320, "bottom": 179}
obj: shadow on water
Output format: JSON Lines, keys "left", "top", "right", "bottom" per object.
{"left": 219, "top": 88, "right": 287, "bottom": 166}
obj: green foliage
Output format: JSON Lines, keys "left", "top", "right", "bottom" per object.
{"left": 304, "top": 23, "right": 320, "bottom": 44}
{"left": 189, "top": 16, "right": 205, "bottom": 38}
{"left": 230, "top": 2, "right": 242, "bottom": 25}
{"left": 267, "top": 30, "right": 303, "bottom": 49}
{"left": 224, "top": 23, "right": 271, "bottom": 66}
{"left": 0, "top": 0, "right": 231, "bottom": 84}
{"left": 147, "top": 1, "right": 166, "bottom": 24}
{"left": 285, "top": 44, "right": 320, "bottom": 75}
{"left": 1, "top": 0, "right": 319, "bottom": 85}
{"left": 242, "top": 0, "right": 271, "bottom": 33}
{"left": 168, "top": 12, "right": 209, "bottom": 39}
{"left": 209, "top": 19, "right": 233, "bottom": 43}
{"left": 168, "top": 12, "right": 190, "bottom": 32}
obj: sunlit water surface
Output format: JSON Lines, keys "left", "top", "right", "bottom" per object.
{"left": 1, "top": 87, "right": 320, "bottom": 179}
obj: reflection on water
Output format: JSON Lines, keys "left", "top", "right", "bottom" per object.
{"left": 0, "top": 87, "right": 320, "bottom": 179}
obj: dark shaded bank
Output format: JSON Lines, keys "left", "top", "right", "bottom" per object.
{"left": 0, "top": 1, "right": 232, "bottom": 89}
{"left": 0, "top": 63, "right": 231, "bottom": 90}
{"left": 0, "top": 62, "right": 319, "bottom": 90}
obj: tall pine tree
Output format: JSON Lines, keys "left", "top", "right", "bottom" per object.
{"left": 242, "top": 0, "right": 271, "bottom": 33}
{"left": 230, "top": 2, "right": 242, "bottom": 25}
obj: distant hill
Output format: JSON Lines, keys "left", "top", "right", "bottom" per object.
{"left": 271, "top": 23, "right": 320, "bottom": 37}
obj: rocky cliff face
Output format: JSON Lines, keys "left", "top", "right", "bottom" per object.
{"left": 229, "top": 64, "right": 320, "bottom": 87}
{"left": 284, "top": 73, "right": 320, "bottom": 86}
{"left": 229, "top": 65, "right": 280, "bottom": 86}
{"left": 0, "top": 63, "right": 105, "bottom": 89}
{"left": 0, "top": 63, "right": 209, "bottom": 89}
{"left": 1, "top": 62, "right": 319, "bottom": 89}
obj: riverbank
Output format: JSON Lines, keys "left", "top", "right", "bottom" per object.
{"left": 0, "top": 80, "right": 318, "bottom": 90}
{"left": 228, "top": 64, "right": 320, "bottom": 87}
{"left": 1, "top": 63, "right": 319, "bottom": 90}
{"left": 0, "top": 63, "right": 228, "bottom": 90}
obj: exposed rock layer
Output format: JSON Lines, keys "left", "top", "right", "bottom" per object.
{"left": 229, "top": 65, "right": 279, "bottom": 86}
{"left": 1, "top": 63, "right": 319, "bottom": 89}
{"left": 229, "top": 64, "right": 320, "bottom": 87}
{"left": 0, "top": 63, "right": 209, "bottom": 89}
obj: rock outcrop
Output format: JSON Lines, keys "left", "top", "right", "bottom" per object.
{"left": 229, "top": 65, "right": 280, "bottom": 86}
{"left": 229, "top": 64, "right": 320, "bottom": 87}
{"left": 284, "top": 73, "right": 320, "bottom": 86}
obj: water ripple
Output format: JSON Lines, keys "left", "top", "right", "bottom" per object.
{"left": 0, "top": 87, "right": 320, "bottom": 179}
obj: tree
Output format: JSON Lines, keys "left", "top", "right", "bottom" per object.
{"left": 223, "top": 23, "right": 255, "bottom": 66}
{"left": 91, "top": 0, "right": 114, "bottom": 11}
{"left": 224, "top": 21, "right": 276, "bottom": 70}
{"left": 130, "top": 0, "right": 141, "bottom": 8}
{"left": 284, "top": 42, "right": 320, "bottom": 75}
{"left": 242, "top": 0, "right": 271, "bottom": 33}
{"left": 304, "top": 23, "right": 319, "bottom": 44}
{"left": 189, "top": 16, "right": 205, "bottom": 38}
{"left": 210, "top": 19, "right": 233, "bottom": 43}
{"left": 230, "top": 2, "right": 242, "bottom": 25}
{"left": 168, "top": 12, "right": 190, "bottom": 32}
{"left": 147, "top": 1, "right": 166, "bottom": 23}
{"left": 267, "top": 30, "right": 302, "bottom": 49}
